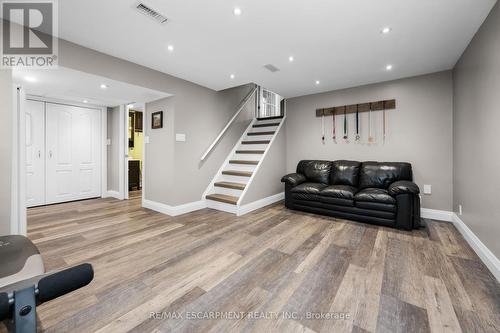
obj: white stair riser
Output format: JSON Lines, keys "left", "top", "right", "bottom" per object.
{"left": 245, "top": 135, "right": 274, "bottom": 141}
{"left": 220, "top": 174, "right": 251, "bottom": 183}
{"left": 207, "top": 200, "right": 237, "bottom": 213}
{"left": 214, "top": 186, "right": 244, "bottom": 197}
{"left": 239, "top": 144, "right": 269, "bottom": 150}
{"left": 226, "top": 164, "right": 257, "bottom": 172}
{"left": 232, "top": 154, "right": 263, "bottom": 161}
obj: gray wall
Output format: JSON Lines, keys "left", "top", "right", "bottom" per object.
{"left": 453, "top": 1, "right": 500, "bottom": 258}
{"left": 144, "top": 85, "right": 255, "bottom": 205}
{"left": 241, "top": 123, "right": 287, "bottom": 205}
{"left": 0, "top": 69, "right": 12, "bottom": 235}
{"left": 107, "top": 106, "right": 120, "bottom": 192}
{"left": 285, "top": 71, "right": 453, "bottom": 211}
{"left": 56, "top": 39, "right": 256, "bottom": 206}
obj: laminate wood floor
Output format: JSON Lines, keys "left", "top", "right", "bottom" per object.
{"left": 4, "top": 195, "right": 500, "bottom": 332}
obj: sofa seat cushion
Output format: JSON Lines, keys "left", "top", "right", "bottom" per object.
{"left": 291, "top": 182, "right": 327, "bottom": 194}
{"left": 318, "top": 185, "right": 356, "bottom": 207}
{"left": 320, "top": 185, "right": 357, "bottom": 199}
{"left": 291, "top": 183, "right": 327, "bottom": 201}
{"left": 354, "top": 188, "right": 396, "bottom": 204}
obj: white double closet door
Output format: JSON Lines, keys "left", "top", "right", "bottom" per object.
{"left": 26, "top": 100, "right": 102, "bottom": 207}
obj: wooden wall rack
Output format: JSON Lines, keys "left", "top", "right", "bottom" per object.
{"left": 315, "top": 99, "right": 396, "bottom": 117}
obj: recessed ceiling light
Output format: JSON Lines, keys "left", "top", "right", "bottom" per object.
{"left": 381, "top": 27, "right": 392, "bottom": 34}
{"left": 230, "top": 74, "right": 235, "bottom": 79}
{"left": 100, "top": 84, "right": 108, "bottom": 89}
{"left": 315, "top": 80, "right": 320, "bottom": 85}
{"left": 386, "top": 64, "right": 393, "bottom": 71}
{"left": 167, "top": 45, "right": 174, "bottom": 52}
{"left": 233, "top": 7, "right": 242, "bottom": 16}
{"left": 289, "top": 56, "right": 294, "bottom": 62}
{"left": 83, "top": 100, "right": 88, "bottom": 103}
{"left": 24, "top": 76, "right": 37, "bottom": 83}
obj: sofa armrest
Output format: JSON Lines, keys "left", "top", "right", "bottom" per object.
{"left": 388, "top": 181, "right": 420, "bottom": 197}
{"left": 281, "top": 173, "right": 306, "bottom": 187}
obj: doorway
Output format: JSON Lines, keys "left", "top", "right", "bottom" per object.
{"left": 126, "top": 103, "right": 145, "bottom": 200}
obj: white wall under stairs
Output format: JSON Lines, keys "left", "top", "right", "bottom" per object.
{"left": 204, "top": 117, "right": 286, "bottom": 215}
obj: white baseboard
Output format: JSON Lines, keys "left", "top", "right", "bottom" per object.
{"left": 103, "top": 190, "right": 122, "bottom": 200}
{"left": 451, "top": 213, "right": 500, "bottom": 282}
{"left": 421, "top": 208, "right": 453, "bottom": 222}
{"left": 237, "top": 192, "right": 284, "bottom": 216}
{"left": 142, "top": 199, "right": 207, "bottom": 217}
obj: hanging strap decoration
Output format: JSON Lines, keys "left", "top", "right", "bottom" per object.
{"left": 383, "top": 103, "right": 387, "bottom": 144}
{"left": 321, "top": 113, "right": 325, "bottom": 143}
{"left": 368, "top": 108, "right": 375, "bottom": 144}
{"left": 332, "top": 110, "right": 336, "bottom": 143}
{"left": 343, "top": 108, "right": 348, "bottom": 142}
{"left": 355, "top": 105, "right": 360, "bottom": 142}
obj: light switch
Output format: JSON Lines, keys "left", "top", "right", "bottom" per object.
{"left": 145, "top": 136, "right": 150, "bottom": 144}
{"left": 423, "top": 185, "right": 432, "bottom": 195}
{"left": 106, "top": 139, "right": 111, "bottom": 145}
{"left": 176, "top": 133, "right": 186, "bottom": 142}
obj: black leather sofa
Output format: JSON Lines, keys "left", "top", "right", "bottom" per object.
{"left": 281, "top": 160, "right": 421, "bottom": 230}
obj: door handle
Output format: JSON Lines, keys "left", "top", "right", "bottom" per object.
{"left": 38, "top": 150, "right": 41, "bottom": 158}
{"left": 49, "top": 150, "right": 53, "bottom": 159}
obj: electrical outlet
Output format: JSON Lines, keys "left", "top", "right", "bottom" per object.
{"left": 423, "top": 184, "right": 432, "bottom": 195}
{"left": 106, "top": 138, "right": 111, "bottom": 145}
{"left": 459, "top": 204, "right": 463, "bottom": 216}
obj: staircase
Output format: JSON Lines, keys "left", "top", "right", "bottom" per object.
{"left": 205, "top": 116, "right": 284, "bottom": 214}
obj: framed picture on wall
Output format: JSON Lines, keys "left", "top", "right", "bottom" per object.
{"left": 152, "top": 111, "right": 163, "bottom": 129}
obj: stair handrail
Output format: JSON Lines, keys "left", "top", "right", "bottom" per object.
{"left": 200, "top": 85, "right": 258, "bottom": 161}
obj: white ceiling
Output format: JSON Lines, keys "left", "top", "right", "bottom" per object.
{"left": 12, "top": 67, "right": 171, "bottom": 107}
{"left": 56, "top": 0, "right": 496, "bottom": 97}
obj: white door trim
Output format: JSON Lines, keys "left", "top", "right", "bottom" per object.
{"left": 118, "top": 104, "right": 126, "bottom": 200}
{"left": 119, "top": 103, "right": 146, "bottom": 201}
{"left": 11, "top": 85, "right": 27, "bottom": 235}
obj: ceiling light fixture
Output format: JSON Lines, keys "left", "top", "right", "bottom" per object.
{"left": 315, "top": 80, "right": 320, "bottom": 85}
{"left": 100, "top": 84, "right": 108, "bottom": 89}
{"left": 83, "top": 100, "right": 88, "bottom": 103}
{"left": 233, "top": 7, "right": 242, "bottom": 16}
{"left": 381, "top": 27, "right": 392, "bottom": 34}
{"left": 167, "top": 45, "right": 174, "bottom": 52}
{"left": 289, "top": 56, "right": 294, "bottom": 62}
{"left": 230, "top": 74, "right": 235, "bottom": 79}
{"left": 386, "top": 64, "right": 393, "bottom": 71}
{"left": 24, "top": 76, "right": 37, "bottom": 83}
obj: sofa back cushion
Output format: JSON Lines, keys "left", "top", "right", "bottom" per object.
{"left": 296, "top": 160, "right": 332, "bottom": 184}
{"left": 359, "top": 162, "right": 412, "bottom": 189}
{"left": 330, "top": 160, "right": 361, "bottom": 186}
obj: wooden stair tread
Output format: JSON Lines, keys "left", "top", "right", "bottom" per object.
{"left": 236, "top": 150, "right": 265, "bottom": 154}
{"left": 241, "top": 140, "right": 271, "bottom": 144}
{"left": 247, "top": 131, "right": 275, "bottom": 136}
{"left": 229, "top": 160, "right": 259, "bottom": 165}
{"left": 206, "top": 194, "right": 239, "bottom": 205}
{"left": 222, "top": 170, "right": 253, "bottom": 177}
{"left": 253, "top": 123, "right": 280, "bottom": 128}
{"left": 214, "top": 182, "right": 246, "bottom": 190}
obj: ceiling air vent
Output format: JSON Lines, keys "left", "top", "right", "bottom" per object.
{"left": 135, "top": 3, "right": 168, "bottom": 24}
{"left": 264, "top": 64, "right": 280, "bottom": 73}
